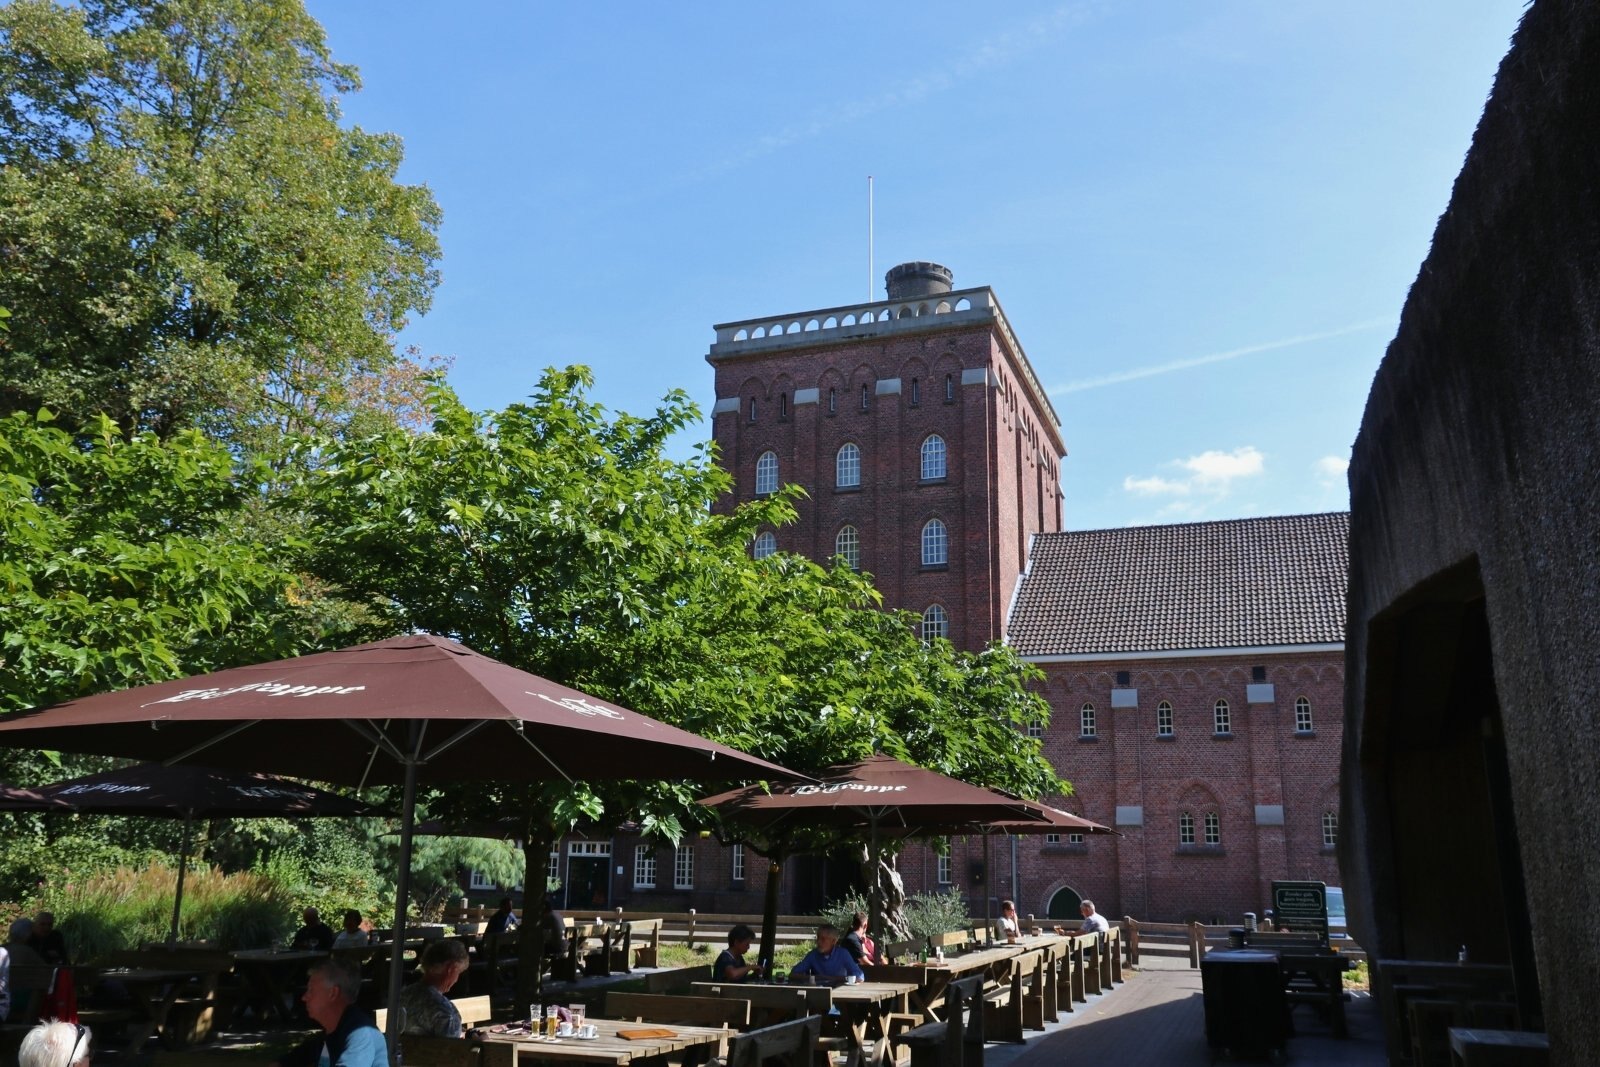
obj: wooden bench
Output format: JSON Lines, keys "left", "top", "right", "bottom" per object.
{"left": 398, "top": 1034, "right": 479, "bottom": 1066}
{"left": 645, "top": 963, "right": 712, "bottom": 993}
{"left": 928, "top": 931, "right": 968, "bottom": 957}
{"left": 725, "top": 1015, "right": 822, "bottom": 1067}
{"left": 890, "top": 976, "right": 984, "bottom": 1067}
{"left": 982, "top": 950, "right": 1043, "bottom": 1043}
{"left": 695, "top": 983, "right": 828, "bottom": 1029}
{"left": 375, "top": 993, "right": 495, "bottom": 1033}
{"left": 606, "top": 992, "right": 749, "bottom": 1031}
{"left": 628, "top": 918, "right": 664, "bottom": 969}
{"left": 883, "top": 939, "right": 924, "bottom": 964}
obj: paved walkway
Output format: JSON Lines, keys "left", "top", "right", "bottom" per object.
{"left": 986, "top": 957, "right": 1387, "bottom": 1067}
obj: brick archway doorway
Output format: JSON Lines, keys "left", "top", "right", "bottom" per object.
{"left": 1047, "top": 886, "right": 1082, "bottom": 921}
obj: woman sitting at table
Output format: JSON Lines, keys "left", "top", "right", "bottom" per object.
{"left": 997, "top": 900, "right": 1020, "bottom": 941}
{"left": 332, "top": 909, "right": 372, "bottom": 949}
{"left": 713, "top": 924, "right": 764, "bottom": 982}
{"left": 790, "top": 925, "right": 864, "bottom": 982}
{"left": 399, "top": 939, "right": 470, "bottom": 1038}
{"left": 841, "top": 912, "right": 879, "bottom": 966}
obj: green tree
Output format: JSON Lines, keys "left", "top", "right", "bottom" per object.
{"left": 284, "top": 369, "right": 1063, "bottom": 998}
{"left": 0, "top": 0, "right": 442, "bottom": 448}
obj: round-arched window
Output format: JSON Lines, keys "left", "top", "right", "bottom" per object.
{"left": 835, "top": 525, "right": 860, "bottom": 570}
{"left": 755, "top": 451, "right": 778, "bottom": 495}
{"left": 921, "top": 518, "right": 948, "bottom": 566}
{"left": 920, "top": 434, "right": 947, "bottom": 480}
{"left": 836, "top": 443, "right": 861, "bottom": 488}
{"left": 751, "top": 531, "right": 776, "bottom": 560}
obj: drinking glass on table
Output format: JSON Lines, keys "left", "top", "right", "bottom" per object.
{"left": 569, "top": 1004, "right": 586, "bottom": 1029}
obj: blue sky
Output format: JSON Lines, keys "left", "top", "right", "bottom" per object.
{"left": 314, "top": 1, "right": 1523, "bottom": 530}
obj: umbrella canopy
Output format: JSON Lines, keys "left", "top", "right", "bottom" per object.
{"left": 0, "top": 763, "right": 383, "bottom": 944}
{"left": 702, "top": 754, "right": 1054, "bottom": 958}
{"left": 0, "top": 633, "right": 802, "bottom": 1054}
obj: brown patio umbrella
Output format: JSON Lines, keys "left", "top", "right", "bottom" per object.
{"left": 701, "top": 753, "right": 1054, "bottom": 960}
{"left": 0, "top": 633, "right": 802, "bottom": 1047}
{"left": 0, "top": 763, "right": 384, "bottom": 944}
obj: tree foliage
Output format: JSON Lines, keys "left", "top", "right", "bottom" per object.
{"left": 0, "top": 0, "right": 442, "bottom": 447}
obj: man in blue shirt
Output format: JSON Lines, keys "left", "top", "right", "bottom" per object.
{"left": 273, "top": 958, "right": 387, "bottom": 1067}
{"left": 790, "top": 925, "right": 864, "bottom": 982}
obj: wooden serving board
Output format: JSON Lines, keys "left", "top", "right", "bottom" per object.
{"left": 617, "top": 1027, "right": 678, "bottom": 1041}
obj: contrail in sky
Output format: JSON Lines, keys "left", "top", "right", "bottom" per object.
{"left": 1048, "top": 317, "right": 1392, "bottom": 396}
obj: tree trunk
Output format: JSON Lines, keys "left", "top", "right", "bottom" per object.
{"left": 516, "top": 824, "right": 555, "bottom": 1012}
{"left": 759, "top": 854, "right": 784, "bottom": 970}
{"left": 878, "top": 853, "right": 910, "bottom": 941}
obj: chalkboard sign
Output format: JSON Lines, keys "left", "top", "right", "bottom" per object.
{"left": 1271, "top": 880, "right": 1328, "bottom": 939}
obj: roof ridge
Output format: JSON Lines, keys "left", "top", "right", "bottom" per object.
{"left": 1043, "top": 510, "right": 1349, "bottom": 539}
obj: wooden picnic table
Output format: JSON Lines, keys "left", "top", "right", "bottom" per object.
{"left": 1448, "top": 1026, "right": 1550, "bottom": 1066}
{"left": 864, "top": 940, "right": 1029, "bottom": 1022}
{"left": 97, "top": 967, "right": 204, "bottom": 1050}
{"left": 830, "top": 981, "right": 919, "bottom": 1067}
{"left": 1276, "top": 949, "right": 1353, "bottom": 1038}
{"left": 477, "top": 1017, "right": 729, "bottom": 1065}
{"left": 229, "top": 948, "right": 327, "bottom": 1025}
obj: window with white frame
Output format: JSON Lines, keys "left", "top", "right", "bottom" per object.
{"left": 1044, "top": 833, "right": 1061, "bottom": 844}
{"left": 1214, "top": 699, "right": 1231, "bottom": 735}
{"left": 752, "top": 531, "right": 776, "bottom": 560}
{"left": 1322, "top": 811, "right": 1338, "bottom": 848}
{"left": 921, "top": 518, "right": 948, "bottom": 566}
{"left": 1295, "top": 697, "right": 1313, "bottom": 733}
{"left": 936, "top": 853, "right": 952, "bottom": 885}
{"left": 673, "top": 845, "right": 694, "bottom": 889}
{"left": 920, "top": 435, "right": 947, "bottom": 480}
{"left": 836, "top": 443, "right": 861, "bottom": 488}
{"left": 1080, "top": 703, "right": 1097, "bottom": 738}
{"left": 732, "top": 843, "right": 745, "bottom": 882}
{"left": 633, "top": 845, "right": 656, "bottom": 889}
{"left": 568, "top": 841, "right": 610, "bottom": 857}
{"left": 1068, "top": 833, "right": 1084, "bottom": 845}
{"left": 1157, "top": 700, "right": 1174, "bottom": 737}
{"left": 1026, "top": 721, "right": 1044, "bottom": 739}
{"left": 469, "top": 868, "right": 496, "bottom": 891}
{"left": 1179, "top": 811, "right": 1195, "bottom": 845}
{"left": 755, "top": 451, "right": 778, "bottom": 495}
{"left": 836, "top": 526, "right": 860, "bottom": 570}
{"left": 548, "top": 850, "right": 560, "bottom": 885}
{"left": 921, "top": 604, "right": 948, "bottom": 643}
{"left": 1204, "top": 812, "right": 1221, "bottom": 845}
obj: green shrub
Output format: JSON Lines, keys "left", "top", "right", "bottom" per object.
{"left": 0, "top": 831, "right": 158, "bottom": 906}
{"left": 820, "top": 887, "right": 969, "bottom": 942}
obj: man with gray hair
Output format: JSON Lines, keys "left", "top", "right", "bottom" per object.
{"left": 272, "top": 956, "right": 387, "bottom": 1067}
{"left": 19, "top": 1021, "right": 91, "bottom": 1067}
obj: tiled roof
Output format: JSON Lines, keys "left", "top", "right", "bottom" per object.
{"left": 1006, "top": 512, "right": 1349, "bottom": 657}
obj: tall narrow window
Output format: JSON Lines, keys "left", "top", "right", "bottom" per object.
{"left": 748, "top": 398, "right": 757, "bottom": 422}
{"left": 1157, "top": 700, "right": 1174, "bottom": 737}
{"left": 548, "top": 850, "right": 561, "bottom": 886}
{"left": 920, "top": 434, "right": 947, "bottom": 480}
{"left": 751, "top": 532, "right": 776, "bottom": 560}
{"left": 921, "top": 518, "right": 948, "bottom": 566}
{"left": 1179, "top": 811, "right": 1195, "bottom": 846}
{"left": 828, "top": 388, "right": 837, "bottom": 414}
{"left": 732, "top": 843, "right": 746, "bottom": 882}
{"left": 1080, "top": 703, "right": 1097, "bottom": 738}
{"left": 673, "top": 845, "right": 694, "bottom": 889}
{"left": 945, "top": 374, "right": 955, "bottom": 401}
{"left": 936, "top": 853, "right": 952, "bottom": 885}
{"left": 860, "top": 384, "right": 870, "bottom": 411}
{"left": 754, "top": 451, "right": 778, "bottom": 495}
{"left": 836, "top": 443, "right": 861, "bottom": 488}
{"left": 1295, "top": 697, "right": 1313, "bottom": 733}
{"left": 835, "top": 526, "right": 860, "bottom": 570}
{"left": 1203, "top": 812, "right": 1221, "bottom": 846}
{"left": 1213, "top": 699, "right": 1231, "bottom": 735}
{"left": 633, "top": 845, "right": 656, "bottom": 889}
{"left": 921, "top": 604, "right": 948, "bottom": 642}
{"left": 910, "top": 379, "right": 920, "bottom": 406}
{"left": 778, "top": 393, "right": 788, "bottom": 418}
{"left": 1321, "top": 811, "right": 1338, "bottom": 848}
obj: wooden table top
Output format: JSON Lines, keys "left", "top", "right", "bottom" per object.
{"left": 478, "top": 1018, "right": 729, "bottom": 1065}
{"left": 829, "top": 981, "right": 919, "bottom": 1005}
{"left": 231, "top": 949, "right": 329, "bottom": 962}
{"left": 1448, "top": 1027, "right": 1549, "bottom": 1050}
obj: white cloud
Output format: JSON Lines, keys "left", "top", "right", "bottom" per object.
{"left": 1123, "top": 447, "right": 1265, "bottom": 517}
{"left": 1315, "top": 455, "right": 1349, "bottom": 486}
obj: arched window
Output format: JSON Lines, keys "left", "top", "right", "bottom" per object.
{"left": 1080, "top": 703, "right": 1096, "bottom": 738}
{"left": 836, "top": 443, "right": 861, "bottom": 488}
{"left": 921, "top": 518, "right": 948, "bottom": 566}
{"left": 1213, "top": 699, "right": 1231, "bottom": 735}
{"left": 921, "top": 604, "right": 948, "bottom": 643}
{"left": 754, "top": 451, "right": 778, "bottom": 495}
{"left": 1178, "top": 811, "right": 1195, "bottom": 846}
{"left": 860, "top": 384, "right": 870, "bottom": 411}
{"left": 1203, "top": 812, "right": 1221, "bottom": 845}
{"left": 920, "top": 434, "right": 947, "bottom": 480}
{"left": 1295, "top": 697, "right": 1313, "bottom": 733}
{"left": 828, "top": 388, "right": 837, "bottom": 414}
{"left": 1322, "top": 811, "right": 1338, "bottom": 848}
{"left": 945, "top": 373, "right": 955, "bottom": 401}
{"left": 835, "top": 525, "right": 860, "bottom": 570}
{"left": 1156, "top": 700, "right": 1174, "bottom": 737}
{"left": 751, "top": 532, "right": 776, "bottom": 560}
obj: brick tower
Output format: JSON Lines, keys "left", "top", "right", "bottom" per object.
{"left": 706, "top": 262, "right": 1066, "bottom": 649}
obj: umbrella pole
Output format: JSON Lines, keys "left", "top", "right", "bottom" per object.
{"left": 868, "top": 816, "right": 881, "bottom": 951}
{"left": 984, "top": 833, "right": 993, "bottom": 932}
{"left": 167, "top": 813, "right": 195, "bottom": 947}
{"left": 385, "top": 747, "right": 420, "bottom": 1064}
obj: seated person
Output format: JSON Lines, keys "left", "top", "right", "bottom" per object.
{"left": 292, "top": 906, "right": 336, "bottom": 952}
{"left": 486, "top": 896, "right": 519, "bottom": 936}
{"left": 790, "top": 925, "right": 864, "bottom": 982}
{"left": 997, "top": 900, "right": 1020, "bottom": 940}
{"left": 4, "top": 919, "right": 49, "bottom": 1021}
{"left": 841, "top": 912, "right": 877, "bottom": 966}
{"left": 713, "top": 924, "right": 763, "bottom": 982}
{"left": 1078, "top": 899, "right": 1111, "bottom": 938}
{"left": 399, "top": 939, "right": 470, "bottom": 1038}
{"left": 536, "top": 896, "right": 565, "bottom": 958}
{"left": 20, "top": 1020, "right": 92, "bottom": 1067}
{"left": 332, "top": 909, "right": 372, "bottom": 949}
{"left": 27, "top": 912, "right": 68, "bottom": 966}
{"left": 273, "top": 957, "right": 387, "bottom": 1067}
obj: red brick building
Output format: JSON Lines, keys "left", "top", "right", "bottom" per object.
{"left": 517, "top": 264, "right": 1347, "bottom": 924}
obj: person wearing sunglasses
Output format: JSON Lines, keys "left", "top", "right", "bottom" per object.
{"left": 19, "top": 1021, "right": 90, "bottom": 1067}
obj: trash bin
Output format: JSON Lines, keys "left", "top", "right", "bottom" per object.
{"left": 1244, "top": 912, "right": 1258, "bottom": 932}
{"left": 1200, "top": 949, "right": 1288, "bottom": 1061}
{"left": 1229, "top": 928, "right": 1248, "bottom": 949}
